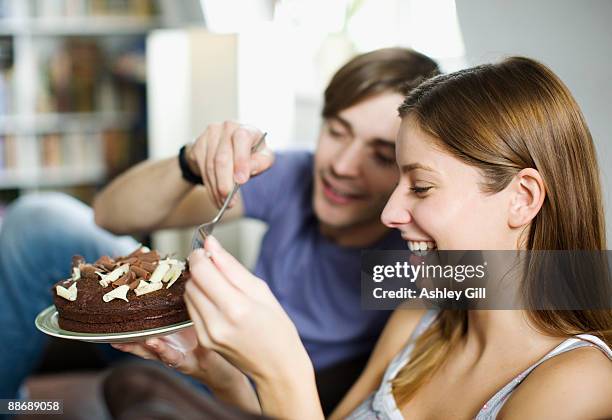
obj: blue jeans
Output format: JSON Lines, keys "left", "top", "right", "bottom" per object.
{"left": 0, "top": 192, "right": 139, "bottom": 399}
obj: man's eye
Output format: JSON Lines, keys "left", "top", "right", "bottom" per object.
{"left": 374, "top": 153, "right": 396, "bottom": 166}
{"left": 328, "top": 127, "right": 346, "bottom": 138}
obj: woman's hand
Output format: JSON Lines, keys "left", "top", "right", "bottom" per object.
{"left": 184, "top": 236, "right": 324, "bottom": 419}
{"left": 185, "top": 122, "right": 274, "bottom": 208}
{"left": 111, "top": 328, "right": 261, "bottom": 412}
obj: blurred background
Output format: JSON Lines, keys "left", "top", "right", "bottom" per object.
{"left": 0, "top": 0, "right": 611, "bottom": 266}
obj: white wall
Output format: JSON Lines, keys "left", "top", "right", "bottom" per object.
{"left": 147, "top": 28, "right": 292, "bottom": 264}
{"left": 456, "top": 0, "right": 612, "bottom": 244}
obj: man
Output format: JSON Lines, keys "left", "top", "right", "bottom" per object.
{"left": 0, "top": 48, "right": 438, "bottom": 412}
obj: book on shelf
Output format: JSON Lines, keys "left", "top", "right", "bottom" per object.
{"left": 0, "top": 134, "right": 16, "bottom": 170}
{"left": 0, "top": 2, "right": 152, "bottom": 195}
{"left": 40, "top": 133, "right": 63, "bottom": 168}
{"left": 35, "top": 0, "right": 156, "bottom": 18}
{"left": 0, "top": 127, "right": 143, "bottom": 185}
{"left": 0, "top": 35, "right": 13, "bottom": 115}
{"left": 103, "top": 128, "right": 129, "bottom": 177}
{"left": 38, "top": 37, "right": 106, "bottom": 113}
{"left": 36, "top": 37, "right": 144, "bottom": 115}
{"left": 0, "top": 136, "right": 4, "bottom": 169}
{"left": 0, "top": 70, "right": 13, "bottom": 115}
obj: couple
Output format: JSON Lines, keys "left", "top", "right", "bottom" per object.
{"left": 1, "top": 49, "right": 611, "bottom": 419}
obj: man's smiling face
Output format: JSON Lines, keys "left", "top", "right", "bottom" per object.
{"left": 313, "top": 92, "right": 403, "bottom": 231}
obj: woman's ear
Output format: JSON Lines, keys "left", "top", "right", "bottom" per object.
{"left": 508, "top": 168, "right": 546, "bottom": 228}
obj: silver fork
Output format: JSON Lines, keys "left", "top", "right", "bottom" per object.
{"left": 191, "top": 132, "right": 267, "bottom": 249}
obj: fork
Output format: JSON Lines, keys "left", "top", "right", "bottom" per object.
{"left": 191, "top": 132, "right": 267, "bottom": 249}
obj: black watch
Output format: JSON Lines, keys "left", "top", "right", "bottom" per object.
{"left": 178, "top": 145, "right": 204, "bottom": 185}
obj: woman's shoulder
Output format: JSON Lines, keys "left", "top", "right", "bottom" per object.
{"left": 379, "top": 308, "right": 436, "bottom": 357}
{"left": 329, "top": 309, "right": 431, "bottom": 419}
{"left": 499, "top": 339, "right": 612, "bottom": 419}
{"left": 366, "top": 308, "right": 432, "bottom": 370}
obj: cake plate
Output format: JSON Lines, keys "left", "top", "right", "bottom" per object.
{"left": 35, "top": 305, "right": 194, "bottom": 344}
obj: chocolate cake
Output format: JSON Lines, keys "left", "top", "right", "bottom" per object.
{"left": 53, "top": 247, "right": 191, "bottom": 333}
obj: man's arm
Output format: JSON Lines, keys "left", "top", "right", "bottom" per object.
{"left": 94, "top": 122, "right": 272, "bottom": 235}
{"left": 93, "top": 156, "right": 243, "bottom": 234}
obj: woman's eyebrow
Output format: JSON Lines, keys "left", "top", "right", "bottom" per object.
{"left": 401, "top": 163, "right": 438, "bottom": 173}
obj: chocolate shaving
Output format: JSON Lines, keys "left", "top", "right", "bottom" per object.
{"left": 95, "top": 256, "right": 116, "bottom": 271}
{"left": 103, "top": 262, "right": 116, "bottom": 271}
{"left": 139, "top": 251, "right": 160, "bottom": 263}
{"left": 128, "top": 279, "right": 141, "bottom": 290}
{"left": 69, "top": 246, "right": 189, "bottom": 298}
{"left": 95, "top": 255, "right": 113, "bottom": 265}
{"left": 126, "top": 247, "right": 145, "bottom": 258}
{"left": 72, "top": 255, "right": 85, "bottom": 268}
{"left": 80, "top": 265, "right": 97, "bottom": 278}
{"left": 115, "top": 256, "right": 138, "bottom": 265}
{"left": 139, "top": 261, "right": 157, "bottom": 273}
{"left": 113, "top": 271, "right": 135, "bottom": 287}
{"left": 61, "top": 279, "right": 76, "bottom": 288}
{"left": 93, "top": 264, "right": 109, "bottom": 273}
{"left": 131, "top": 266, "right": 150, "bottom": 280}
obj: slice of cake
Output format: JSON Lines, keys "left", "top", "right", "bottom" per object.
{"left": 53, "top": 246, "right": 190, "bottom": 333}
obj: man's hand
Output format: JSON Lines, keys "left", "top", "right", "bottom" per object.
{"left": 185, "top": 122, "right": 274, "bottom": 208}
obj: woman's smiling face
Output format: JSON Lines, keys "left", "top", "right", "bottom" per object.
{"left": 381, "top": 116, "right": 518, "bottom": 251}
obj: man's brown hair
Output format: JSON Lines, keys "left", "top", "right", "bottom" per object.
{"left": 322, "top": 48, "right": 439, "bottom": 118}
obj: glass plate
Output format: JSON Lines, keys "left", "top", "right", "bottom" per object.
{"left": 35, "top": 305, "right": 193, "bottom": 344}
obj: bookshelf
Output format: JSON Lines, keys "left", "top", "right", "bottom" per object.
{"left": 0, "top": 0, "right": 161, "bottom": 210}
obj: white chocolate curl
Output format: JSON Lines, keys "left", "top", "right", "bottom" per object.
{"left": 72, "top": 267, "right": 81, "bottom": 281}
{"left": 97, "top": 263, "right": 130, "bottom": 287}
{"left": 165, "top": 262, "right": 185, "bottom": 289}
{"left": 103, "top": 284, "right": 130, "bottom": 302}
{"left": 56, "top": 282, "right": 77, "bottom": 301}
{"left": 134, "top": 280, "right": 163, "bottom": 296}
{"left": 149, "top": 262, "right": 170, "bottom": 283}
{"left": 161, "top": 258, "right": 180, "bottom": 266}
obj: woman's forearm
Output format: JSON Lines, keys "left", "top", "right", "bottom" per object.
{"left": 207, "top": 373, "right": 263, "bottom": 415}
{"left": 254, "top": 355, "right": 324, "bottom": 420}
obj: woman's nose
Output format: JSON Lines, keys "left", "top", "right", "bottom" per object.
{"left": 381, "top": 187, "right": 412, "bottom": 228}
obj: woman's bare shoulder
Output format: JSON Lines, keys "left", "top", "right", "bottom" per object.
{"left": 329, "top": 309, "right": 428, "bottom": 420}
{"left": 499, "top": 344, "right": 612, "bottom": 420}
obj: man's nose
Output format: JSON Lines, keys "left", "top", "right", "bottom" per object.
{"left": 331, "top": 141, "right": 363, "bottom": 178}
{"left": 381, "top": 187, "right": 412, "bottom": 228}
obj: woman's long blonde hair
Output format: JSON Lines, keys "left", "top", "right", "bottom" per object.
{"left": 392, "top": 57, "right": 611, "bottom": 406}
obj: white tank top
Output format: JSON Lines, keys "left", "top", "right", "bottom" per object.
{"left": 347, "top": 310, "right": 612, "bottom": 419}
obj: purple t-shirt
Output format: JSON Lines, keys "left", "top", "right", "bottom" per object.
{"left": 241, "top": 151, "right": 405, "bottom": 370}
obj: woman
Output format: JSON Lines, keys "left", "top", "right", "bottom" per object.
{"left": 116, "top": 57, "right": 612, "bottom": 419}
